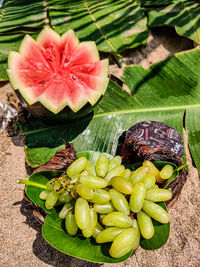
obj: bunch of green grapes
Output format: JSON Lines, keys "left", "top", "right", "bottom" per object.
{"left": 39, "top": 154, "right": 173, "bottom": 258}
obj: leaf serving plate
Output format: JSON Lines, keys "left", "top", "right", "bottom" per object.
{"left": 23, "top": 151, "right": 178, "bottom": 263}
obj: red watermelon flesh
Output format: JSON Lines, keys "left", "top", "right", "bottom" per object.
{"left": 19, "top": 35, "right": 51, "bottom": 71}
{"left": 7, "top": 27, "right": 109, "bottom": 114}
{"left": 8, "top": 52, "right": 37, "bottom": 71}
{"left": 37, "top": 27, "right": 61, "bottom": 72}
{"left": 7, "top": 69, "right": 54, "bottom": 104}
{"left": 70, "top": 60, "right": 108, "bottom": 77}
{"left": 61, "top": 29, "right": 79, "bottom": 68}
{"left": 65, "top": 42, "right": 100, "bottom": 67}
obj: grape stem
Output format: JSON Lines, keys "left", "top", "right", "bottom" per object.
{"left": 16, "top": 179, "right": 47, "bottom": 189}
{"left": 176, "top": 163, "right": 189, "bottom": 172}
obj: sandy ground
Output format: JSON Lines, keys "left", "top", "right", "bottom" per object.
{"left": 0, "top": 28, "right": 200, "bottom": 267}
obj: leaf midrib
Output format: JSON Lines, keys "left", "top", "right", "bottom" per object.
{"left": 23, "top": 103, "right": 200, "bottom": 135}
{"left": 94, "top": 103, "right": 200, "bottom": 118}
{"left": 45, "top": 218, "right": 64, "bottom": 232}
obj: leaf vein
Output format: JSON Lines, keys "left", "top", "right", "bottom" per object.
{"left": 180, "top": 0, "right": 200, "bottom": 43}
{"left": 82, "top": 0, "right": 117, "bottom": 53}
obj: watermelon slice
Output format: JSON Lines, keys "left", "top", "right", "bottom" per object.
{"left": 7, "top": 26, "right": 109, "bottom": 118}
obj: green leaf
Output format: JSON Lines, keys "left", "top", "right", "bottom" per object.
{"left": 142, "top": 0, "right": 200, "bottom": 44}
{"left": 0, "top": 34, "right": 25, "bottom": 80}
{"left": 186, "top": 107, "right": 200, "bottom": 172}
{"left": 22, "top": 49, "right": 200, "bottom": 172}
{"left": 0, "top": 0, "right": 47, "bottom": 34}
{"left": 25, "top": 144, "right": 65, "bottom": 168}
{"left": 48, "top": 0, "right": 148, "bottom": 53}
{"left": 122, "top": 48, "right": 200, "bottom": 171}
{"left": 23, "top": 151, "right": 170, "bottom": 262}
{"left": 140, "top": 202, "right": 170, "bottom": 250}
{"left": 42, "top": 212, "right": 132, "bottom": 263}
{"left": 23, "top": 82, "right": 184, "bottom": 167}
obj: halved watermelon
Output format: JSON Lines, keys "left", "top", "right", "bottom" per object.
{"left": 7, "top": 26, "right": 109, "bottom": 120}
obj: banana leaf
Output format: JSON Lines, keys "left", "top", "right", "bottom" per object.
{"left": 0, "top": 34, "right": 25, "bottom": 81}
{"left": 186, "top": 107, "right": 200, "bottom": 171}
{"left": 142, "top": 0, "right": 200, "bottom": 44}
{"left": 22, "top": 81, "right": 184, "bottom": 167}
{"left": 0, "top": 0, "right": 46, "bottom": 34}
{"left": 20, "top": 151, "right": 171, "bottom": 263}
{"left": 22, "top": 49, "right": 200, "bottom": 172}
{"left": 48, "top": 0, "right": 148, "bottom": 53}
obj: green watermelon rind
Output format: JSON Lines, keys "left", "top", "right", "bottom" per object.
{"left": 61, "top": 29, "right": 79, "bottom": 47}
{"left": 36, "top": 26, "right": 61, "bottom": 45}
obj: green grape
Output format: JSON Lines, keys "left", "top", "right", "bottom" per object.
{"left": 91, "top": 189, "right": 111, "bottom": 204}
{"left": 143, "top": 200, "right": 170, "bottom": 224}
{"left": 95, "top": 154, "right": 109, "bottom": 177}
{"left": 109, "top": 228, "right": 138, "bottom": 258}
{"left": 141, "top": 174, "right": 156, "bottom": 190}
{"left": 131, "top": 219, "right": 140, "bottom": 250}
{"left": 85, "top": 160, "right": 96, "bottom": 176}
{"left": 75, "top": 198, "right": 90, "bottom": 229}
{"left": 71, "top": 173, "right": 80, "bottom": 182}
{"left": 67, "top": 157, "right": 88, "bottom": 177}
{"left": 39, "top": 190, "right": 50, "bottom": 200}
{"left": 92, "top": 222, "right": 104, "bottom": 238}
{"left": 109, "top": 189, "right": 130, "bottom": 215}
{"left": 137, "top": 210, "right": 154, "bottom": 239}
{"left": 82, "top": 208, "right": 97, "bottom": 238}
{"left": 124, "top": 169, "right": 131, "bottom": 179}
{"left": 59, "top": 190, "right": 73, "bottom": 203}
{"left": 94, "top": 202, "right": 115, "bottom": 214}
{"left": 96, "top": 227, "right": 127, "bottom": 243}
{"left": 108, "top": 156, "right": 122, "bottom": 171}
{"left": 59, "top": 201, "right": 74, "bottom": 219}
{"left": 143, "top": 161, "right": 164, "bottom": 184}
{"left": 76, "top": 184, "right": 94, "bottom": 200}
{"left": 102, "top": 212, "right": 132, "bottom": 228}
{"left": 52, "top": 180, "right": 62, "bottom": 192}
{"left": 65, "top": 211, "right": 78, "bottom": 236}
{"left": 109, "top": 176, "right": 133, "bottom": 194}
{"left": 99, "top": 214, "right": 106, "bottom": 225}
{"left": 79, "top": 174, "right": 107, "bottom": 188}
{"left": 130, "top": 182, "right": 146, "bottom": 213}
{"left": 80, "top": 170, "right": 89, "bottom": 176}
{"left": 46, "top": 180, "right": 54, "bottom": 191}
{"left": 105, "top": 165, "right": 125, "bottom": 182}
{"left": 145, "top": 188, "right": 172, "bottom": 202}
{"left": 130, "top": 166, "right": 149, "bottom": 186}
{"left": 45, "top": 190, "right": 60, "bottom": 210}
{"left": 160, "top": 164, "right": 174, "bottom": 179}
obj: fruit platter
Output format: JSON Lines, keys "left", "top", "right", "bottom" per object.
{"left": 17, "top": 149, "right": 186, "bottom": 262}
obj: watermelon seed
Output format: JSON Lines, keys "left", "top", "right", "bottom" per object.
{"left": 72, "top": 75, "right": 77, "bottom": 80}
{"left": 78, "top": 78, "right": 82, "bottom": 81}
{"left": 48, "top": 59, "right": 52, "bottom": 62}
{"left": 65, "top": 59, "right": 68, "bottom": 63}
{"left": 40, "top": 81, "right": 45, "bottom": 84}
